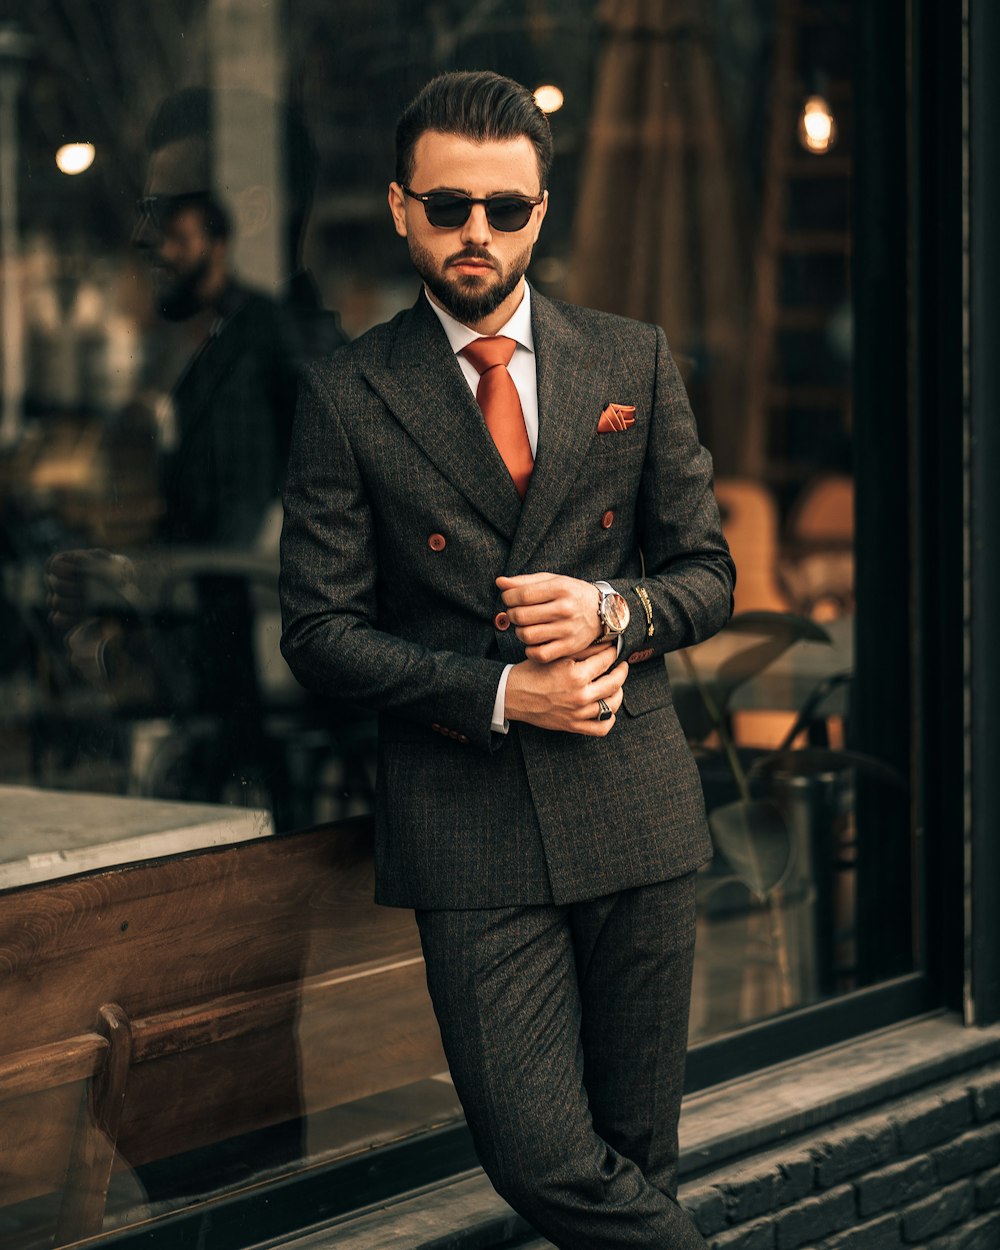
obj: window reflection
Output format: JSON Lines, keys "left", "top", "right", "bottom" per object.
{"left": 0, "top": 1, "right": 913, "bottom": 1245}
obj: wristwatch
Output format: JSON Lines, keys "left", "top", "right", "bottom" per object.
{"left": 594, "top": 585, "right": 630, "bottom": 644}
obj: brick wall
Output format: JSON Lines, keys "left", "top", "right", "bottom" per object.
{"left": 679, "top": 1063, "right": 1000, "bottom": 1250}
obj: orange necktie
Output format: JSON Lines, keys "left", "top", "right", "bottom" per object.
{"left": 461, "top": 336, "right": 534, "bottom": 499}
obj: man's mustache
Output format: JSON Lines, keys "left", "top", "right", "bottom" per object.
{"left": 446, "top": 248, "right": 499, "bottom": 272}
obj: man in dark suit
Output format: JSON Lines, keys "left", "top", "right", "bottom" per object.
{"left": 280, "top": 71, "right": 735, "bottom": 1249}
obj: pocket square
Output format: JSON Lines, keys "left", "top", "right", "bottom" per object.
{"left": 597, "top": 403, "right": 636, "bottom": 433}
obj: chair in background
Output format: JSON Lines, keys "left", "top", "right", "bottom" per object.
{"left": 780, "top": 474, "right": 855, "bottom": 620}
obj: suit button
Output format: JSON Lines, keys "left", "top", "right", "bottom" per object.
{"left": 457, "top": 734, "right": 469, "bottom": 745}
{"left": 627, "top": 648, "right": 654, "bottom": 664}
{"left": 428, "top": 533, "right": 446, "bottom": 551}
{"left": 601, "top": 510, "right": 615, "bottom": 529}
{"left": 494, "top": 611, "right": 511, "bottom": 631}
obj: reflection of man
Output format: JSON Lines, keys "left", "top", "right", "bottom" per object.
{"left": 134, "top": 87, "right": 345, "bottom": 547}
{"left": 280, "top": 72, "right": 734, "bottom": 1248}
{"left": 50, "top": 88, "right": 344, "bottom": 718}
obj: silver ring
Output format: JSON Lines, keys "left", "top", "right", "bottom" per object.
{"left": 597, "top": 698, "right": 612, "bottom": 722}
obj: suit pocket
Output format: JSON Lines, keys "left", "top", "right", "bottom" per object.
{"left": 621, "top": 661, "right": 672, "bottom": 717}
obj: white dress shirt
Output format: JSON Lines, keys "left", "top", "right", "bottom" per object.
{"left": 425, "top": 284, "right": 612, "bottom": 735}
{"left": 425, "top": 285, "right": 536, "bottom": 734}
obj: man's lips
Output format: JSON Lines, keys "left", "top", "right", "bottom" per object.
{"left": 447, "top": 253, "right": 498, "bottom": 275}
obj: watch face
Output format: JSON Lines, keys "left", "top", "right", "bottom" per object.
{"left": 603, "top": 591, "right": 630, "bottom": 633}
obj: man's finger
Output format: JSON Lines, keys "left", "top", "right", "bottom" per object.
{"left": 586, "top": 659, "right": 629, "bottom": 696}
{"left": 498, "top": 579, "right": 561, "bottom": 608}
{"left": 496, "top": 573, "right": 553, "bottom": 587}
{"left": 575, "top": 646, "right": 621, "bottom": 680}
{"left": 506, "top": 602, "right": 566, "bottom": 627}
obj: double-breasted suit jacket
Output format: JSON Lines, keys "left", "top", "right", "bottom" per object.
{"left": 279, "top": 289, "right": 735, "bottom": 910}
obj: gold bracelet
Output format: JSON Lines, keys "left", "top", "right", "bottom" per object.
{"left": 633, "top": 584, "right": 654, "bottom": 637}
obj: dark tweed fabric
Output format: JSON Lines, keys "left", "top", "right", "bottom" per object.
{"left": 279, "top": 289, "right": 735, "bottom": 908}
{"left": 416, "top": 874, "right": 706, "bottom": 1249}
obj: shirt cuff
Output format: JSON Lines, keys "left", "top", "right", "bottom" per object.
{"left": 491, "top": 664, "right": 513, "bottom": 735}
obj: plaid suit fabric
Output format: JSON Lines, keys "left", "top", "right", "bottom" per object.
{"left": 279, "top": 289, "right": 726, "bottom": 1248}
{"left": 416, "top": 874, "right": 706, "bottom": 1250}
{"left": 279, "top": 290, "right": 735, "bottom": 909}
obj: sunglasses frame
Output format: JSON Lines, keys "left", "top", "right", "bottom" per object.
{"left": 401, "top": 186, "right": 545, "bottom": 232}
{"left": 135, "top": 191, "right": 212, "bottom": 231}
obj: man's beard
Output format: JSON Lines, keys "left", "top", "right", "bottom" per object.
{"left": 408, "top": 240, "right": 532, "bottom": 326}
{"left": 154, "top": 252, "right": 213, "bottom": 322}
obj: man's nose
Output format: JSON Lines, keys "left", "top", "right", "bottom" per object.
{"left": 460, "top": 203, "right": 492, "bottom": 246}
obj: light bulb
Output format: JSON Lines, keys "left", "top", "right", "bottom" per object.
{"left": 798, "top": 97, "right": 836, "bottom": 154}
{"left": 533, "top": 85, "right": 564, "bottom": 115}
{"left": 56, "top": 143, "right": 96, "bottom": 175}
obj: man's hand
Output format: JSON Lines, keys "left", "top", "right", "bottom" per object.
{"left": 497, "top": 573, "right": 603, "bottom": 663}
{"left": 46, "top": 549, "right": 137, "bottom": 632}
{"left": 503, "top": 646, "right": 628, "bottom": 736}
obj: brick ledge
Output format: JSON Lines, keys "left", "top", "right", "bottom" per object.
{"left": 680, "top": 1011, "right": 1000, "bottom": 1178}
{"left": 248, "top": 1013, "right": 1000, "bottom": 1250}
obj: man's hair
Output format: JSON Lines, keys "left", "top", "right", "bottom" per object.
{"left": 395, "top": 71, "right": 553, "bottom": 190}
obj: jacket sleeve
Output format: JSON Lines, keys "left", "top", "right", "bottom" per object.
{"left": 279, "top": 365, "right": 505, "bottom": 750}
{"left": 610, "top": 325, "right": 736, "bottom": 658}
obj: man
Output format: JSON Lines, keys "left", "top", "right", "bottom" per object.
{"left": 280, "top": 71, "right": 735, "bottom": 1249}
{"left": 50, "top": 91, "right": 347, "bottom": 705}
{"left": 133, "top": 86, "right": 345, "bottom": 548}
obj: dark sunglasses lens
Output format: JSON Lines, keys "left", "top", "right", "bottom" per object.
{"left": 423, "top": 194, "right": 472, "bottom": 228}
{"left": 485, "top": 198, "right": 534, "bottom": 231}
{"left": 136, "top": 197, "right": 174, "bottom": 230}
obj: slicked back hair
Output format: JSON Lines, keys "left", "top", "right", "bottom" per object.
{"left": 395, "top": 71, "right": 553, "bottom": 190}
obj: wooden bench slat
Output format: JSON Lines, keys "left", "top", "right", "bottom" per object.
{"left": 130, "top": 955, "right": 427, "bottom": 1062}
{"left": 0, "top": 1033, "right": 106, "bottom": 1102}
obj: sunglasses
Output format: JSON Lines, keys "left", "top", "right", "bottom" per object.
{"left": 135, "top": 191, "right": 211, "bottom": 231}
{"left": 402, "top": 186, "right": 544, "bottom": 232}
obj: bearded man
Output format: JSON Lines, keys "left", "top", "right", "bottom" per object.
{"left": 280, "top": 70, "right": 734, "bottom": 1250}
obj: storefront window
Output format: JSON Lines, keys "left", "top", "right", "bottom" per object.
{"left": 0, "top": 2, "right": 916, "bottom": 1245}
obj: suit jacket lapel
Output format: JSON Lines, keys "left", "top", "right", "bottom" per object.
{"left": 170, "top": 316, "right": 247, "bottom": 474}
{"left": 506, "top": 292, "right": 608, "bottom": 572}
{"left": 359, "top": 294, "right": 522, "bottom": 540}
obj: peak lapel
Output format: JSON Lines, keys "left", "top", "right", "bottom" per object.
{"left": 358, "top": 295, "right": 522, "bottom": 540}
{"left": 506, "top": 294, "right": 606, "bottom": 572}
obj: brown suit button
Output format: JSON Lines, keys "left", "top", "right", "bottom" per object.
{"left": 428, "top": 533, "right": 446, "bottom": 551}
{"left": 601, "top": 510, "right": 615, "bottom": 529}
{"left": 627, "top": 648, "right": 654, "bottom": 664}
{"left": 494, "top": 611, "right": 511, "bottom": 631}
{"left": 457, "top": 734, "right": 469, "bottom": 745}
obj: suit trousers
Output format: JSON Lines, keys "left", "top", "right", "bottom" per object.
{"left": 415, "top": 873, "right": 707, "bottom": 1250}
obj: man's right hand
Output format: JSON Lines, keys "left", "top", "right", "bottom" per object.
{"left": 46, "top": 549, "right": 137, "bottom": 632}
{"left": 503, "top": 646, "right": 628, "bottom": 736}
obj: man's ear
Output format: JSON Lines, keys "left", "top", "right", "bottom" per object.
{"left": 230, "top": 184, "right": 272, "bottom": 238}
{"left": 531, "top": 189, "right": 549, "bottom": 242}
{"left": 388, "top": 182, "right": 408, "bottom": 238}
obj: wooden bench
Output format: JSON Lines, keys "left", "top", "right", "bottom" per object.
{"left": 0, "top": 816, "right": 446, "bottom": 1245}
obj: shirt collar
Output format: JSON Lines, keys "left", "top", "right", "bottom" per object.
{"left": 424, "top": 281, "right": 534, "bottom": 356}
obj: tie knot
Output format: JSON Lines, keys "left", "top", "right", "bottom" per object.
{"left": 462, "top": 335, "right": 517, "bottom": 374}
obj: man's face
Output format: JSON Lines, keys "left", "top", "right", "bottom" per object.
{"left": 388, "top": 130, "right": 547, "bottom": 330}
{"left": 133, "top": 138, "right": 226, "bottom": 321}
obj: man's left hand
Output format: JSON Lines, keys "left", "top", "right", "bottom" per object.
{"left": 496, "top": 573, "right": 603, "bottom": 663}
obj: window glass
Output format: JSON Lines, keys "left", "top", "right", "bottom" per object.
{"left": 0, "top": 2, "right": 914, "bottom": 1244}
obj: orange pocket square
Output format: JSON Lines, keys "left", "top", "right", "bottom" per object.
{"left": 597, "top": 403, "right": 636, "bottom": 433}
